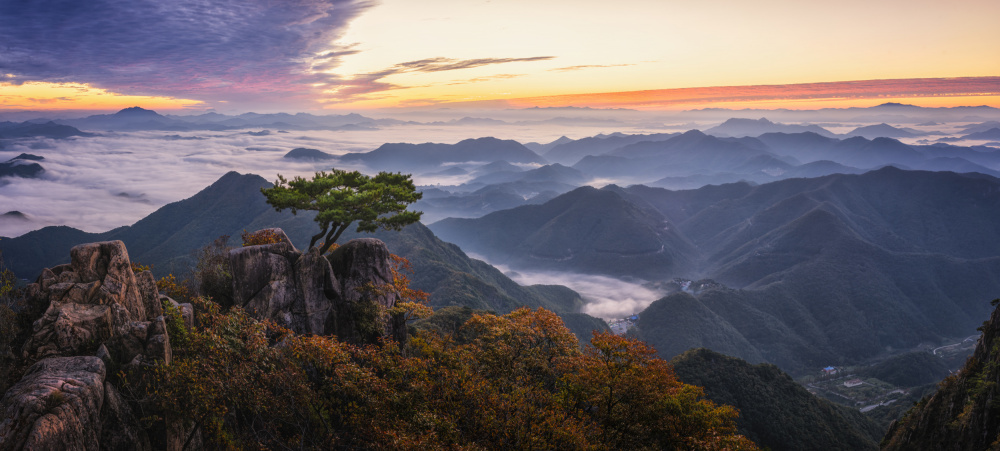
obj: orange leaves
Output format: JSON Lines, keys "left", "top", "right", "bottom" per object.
{"left": 149, "top": 301, "right": 757, "bottom": 449}
{"left": 374, "top": 253, "right": 432, "bottom": 325}
{"left": 560, "top": 331, "right": 757, "bottom": 450}
{"left": 155, "top": 274, "right": 190, "bottom": 302}
{"left": 239, "top": 229, "right": 283, "bottom": 246}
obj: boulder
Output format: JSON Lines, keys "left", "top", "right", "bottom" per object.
{"left": 134, "top": 271, "right": 162, "bottom": 320}
{"left": 327, "top": 238, "right": 396, "bottom": 309}
{"left": 327, "top": 238, "right": 399, "bottom": 342}
{"left": 227, "top": 232, "right": 402, "bottom": 341}
{"left": 23, "top": 302, "right": 129, "bottom": 360}
{"left": 229, "top": 242, "right": 301, "bottom": 329}
{"left": 21, "top": 241, "right": 161, "bottom": 360}
{"left": 103, "top": 316, "right": 171, "bottom": 369}
{"left": 4, "top": 241, "right": 174, "bottom": 451}
{"left": 0, "top": 356, "right": 106, "bottom": 451}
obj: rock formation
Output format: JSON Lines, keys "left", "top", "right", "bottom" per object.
{"left": 229, "top": 230, "right": 401, "bottom": 342}
{"left": 20, "top": 241, "right": 169, "bottom": 367}
{"left": 0, "top": 356, "right": 107, "bottom": 451}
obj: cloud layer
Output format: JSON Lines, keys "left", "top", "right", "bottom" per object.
{"left": 0, "top": 0, "right": 373, "bottom": 107}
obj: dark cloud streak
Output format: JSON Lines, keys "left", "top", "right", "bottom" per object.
{"left": 549, "top": 63, "right": 635, "bottom": 72}
{"left": 324, "top": 56, "right": 553, "bottom": 102}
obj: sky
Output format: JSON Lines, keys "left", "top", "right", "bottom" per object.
{"left": 1, "top": 0, "right": 998, "bottom": 113}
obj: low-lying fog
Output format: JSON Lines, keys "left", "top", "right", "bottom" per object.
{"left": 0, "top": 122, "right": 631, "bottom": 237}
{"left": 491, "top": 262, "right": 666, "bottom": 320}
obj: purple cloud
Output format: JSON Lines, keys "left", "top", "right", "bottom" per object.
{"left": 0, "top": 0, "right": 374, "bottom": 107}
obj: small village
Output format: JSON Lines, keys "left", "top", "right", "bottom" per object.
{"left": 608, "top": 314, "right": 639, "bottom": 335}
{"left": 802, "top": 369, "right": 908, "bottom": 413}
{"left": 799, "top": 334, "right": 979, "bottom": 412}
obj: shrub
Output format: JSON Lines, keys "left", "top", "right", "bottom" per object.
{"left": 240, "top": 229, "right": 283, "bottom": 247}
{"left": 156, "top": 274, "right": 191, "bottom": 303}
{"left": 161, "top": 298, "right": 190, "bottom": 352}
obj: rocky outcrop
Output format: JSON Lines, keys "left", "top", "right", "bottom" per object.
{"left": 3, "top": 241, "right": 176, "bottom": 450}
{"left": 20, "top": 241, "right": 169, "bottom": 366}
{"left": 0, "top": 356, "right": 107, "bottom": 451}
{"left": 229, "top": 241, "right": 309, "bottom": 331}
{"left": 228, "top": 234, "right": 400, "bottom": 342}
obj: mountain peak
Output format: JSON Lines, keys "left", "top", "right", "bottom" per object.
{"left": 114, "top": 106, "right": 161, "bottom": 117}
{"left": 679, "top": 129, "right": 707, "bottom": 137}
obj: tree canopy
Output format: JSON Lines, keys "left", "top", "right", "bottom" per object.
{"left": 150, "top": 302, "right": 758, "bottom": 450}
{"left": 260, "top": 169, "right": 422, "bottom": 254}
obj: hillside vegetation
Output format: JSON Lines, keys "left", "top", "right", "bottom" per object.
{"left": 432, "top": 167, "right": 1000, "bottom": 373}
{"left": 671, "top": 348, "right": 883, "bottom": 451}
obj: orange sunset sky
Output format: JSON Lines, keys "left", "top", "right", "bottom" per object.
{"left": 1, "top": 0, "right": 998, "bottom": 113}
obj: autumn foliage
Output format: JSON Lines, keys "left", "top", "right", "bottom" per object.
{"left": 151, "top": 299, "right": 757, "bottom": 449}
{"left": 240, "top": 228, "right": 284, "bottom": 246}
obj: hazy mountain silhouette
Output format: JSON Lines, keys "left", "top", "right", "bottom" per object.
{"left": 543, "top": 132, "right": 678, "bottom": 165}
{"left": 845, "top": 123, "right": 924, "bottom": 139}
{"left": 704, "top": 117, "right": 837, "bottom": 138}
{"left": 431, "top": 185, "right": 699, "bottom": 279}
{"left": 963, "top": 127, "right": 1000, "bottom": 140}
{"left": 339, "top": 137, "right": 546, "bottom": 171}
{"left": 0, "top": 121, "right": 93, "bottom": 139}
{"left": 522, "top": 135, "right": 573, "bottom": 154}
{"left": 49, "top": 107, "right": 383, "bottom": 132}
{"left": 283, "top": 147, "right": 335, "bottom": 160}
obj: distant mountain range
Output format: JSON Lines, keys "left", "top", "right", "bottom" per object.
{"left": 682, "top": 102, "right": 1000, "bottom": 124}
{"left": 17, "top": 106, "right": 390, "bottom": 132}
{"left": 431, "top": 167, "right": 1000, "bottom": 373}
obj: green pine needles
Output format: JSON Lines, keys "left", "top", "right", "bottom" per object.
{"left": 261, "top": 169, "right": 422, "bottom": 254}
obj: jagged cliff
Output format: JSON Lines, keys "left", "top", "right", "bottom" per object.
{"left": 0, "top": 231, "right": 404, "bottom": 450}
{"left": 882, "top": 301, "right": 1000, "bottom": 450}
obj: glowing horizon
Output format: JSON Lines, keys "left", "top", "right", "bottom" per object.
{"left": 0, "top": 81, "right": 204, "bottom": 111}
